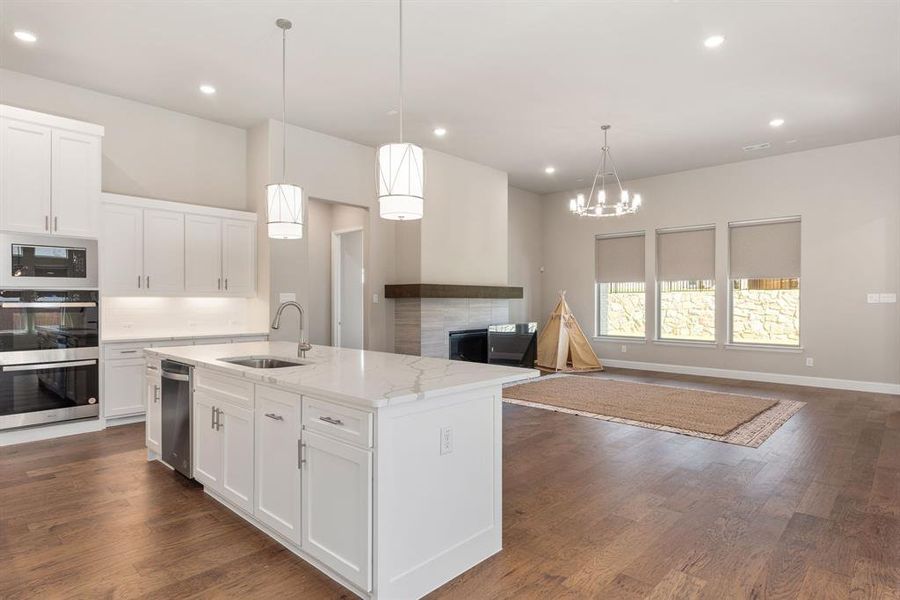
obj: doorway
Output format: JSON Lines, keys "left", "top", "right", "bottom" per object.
{"left": 332, "top": 228, "right": 364, "bottom": 349}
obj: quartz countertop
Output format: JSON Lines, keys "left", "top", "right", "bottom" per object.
{"left": 144, "top": 341, "right": 539, "bottom": 408}
{"left": 102, "top": 331, "right": 269, "bottom": 344}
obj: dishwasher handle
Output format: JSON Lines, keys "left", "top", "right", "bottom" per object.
{"left": 161, "top": 371, "right": 191, "bottom": 382}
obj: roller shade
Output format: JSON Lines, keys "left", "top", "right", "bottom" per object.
{"left": 595, "top": 233, "right": 645, "bottom": 283}
{"left": 729, "top": 219, "right": 801, "bottom": 279}
{"left": 657, "top": 227, "right": 715, "bottom": 281}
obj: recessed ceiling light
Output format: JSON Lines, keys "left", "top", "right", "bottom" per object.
{"left": 433, "top": 127, "right": 447, "bottom": 137}
{"left": 769, "top": 118, "right": 785, "bottom": 128}
{"left": 544, "top": 166, "right": 556, "bottom": 175}
{"left": 703, "top": 34, "right": 725, "bottom": 48}
{"left": 14, "top": 30, "right": 37, "bottom": 43}
{"left": 199, "top": 84, "right": 216, "bottom": 95}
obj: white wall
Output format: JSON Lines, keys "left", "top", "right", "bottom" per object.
{"left": 541, "top": 136, "right": 900, "bottom": 387}
{"left": 419, "top": 150, "right": 509, "bottom": 285}
{"left": 0, "top": 69, "right": 247, "bottom": 210}
{"left": 508, "top": 186, "right": 544, "bottom": 323}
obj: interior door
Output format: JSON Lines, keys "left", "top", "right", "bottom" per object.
{"left": 51, "top": 129, "right": 100, "bottom": 238}
{"left": 220, "top": 401, "right": 254, "bottom": 513}
{"left": 185, "top": 214, "right": 223, "bottom": 293}
{"left": 0, "top": 118, "right": 52, "bottom": 234}
{"left": 143, "top": 209, "right": 185, "bottom": 294}
{"left": 101, "top": 204, "right": 144, "bottom": 295}
{"left": 302, "top": 430, "right": 372, "bottom": 592}
{"left": 221, "top": 218, "right": 255, "bottom": 296}
{"left": 335, "top": 230, "right": 364, "bottom": 349}
{"left": 192, "top": 392, "right": 221, "bottom": 488}
{"left": 255, "top": 387, "right": 301, "bottom": 545}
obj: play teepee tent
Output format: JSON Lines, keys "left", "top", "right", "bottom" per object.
{"left": 535, "top": 291, "right": 603, "bottom": 373}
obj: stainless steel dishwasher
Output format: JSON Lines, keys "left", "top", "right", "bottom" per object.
{"left": 161, "top": 360, "right": 193, "bottom": 478}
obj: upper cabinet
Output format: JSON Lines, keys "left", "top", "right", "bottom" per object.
{"left": 101, "top": 193, "right": 256, "bottom": 297}
{"left": 0, "top": 105, "right": 103, "bottom": 238}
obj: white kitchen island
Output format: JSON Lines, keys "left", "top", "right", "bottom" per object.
{"left": 143, "top": 341, "right": 538, "bottom": 600}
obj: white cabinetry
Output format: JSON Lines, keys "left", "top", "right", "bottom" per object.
{"left": 255, "top": 386, "right": 302, "bottom": 545}
{"left": 0, "top": 106, "right": 103, "bottom": 238}
{"left": 193, "top": 392, "right": 222, "bottom": 487}
{"left": 145, "top": 361, "right": 161, "bottom": 454}
{"left": 302, "top": 430, "right": 373, "bottom": 592}
{"left": 101, "top": 193, "right": 256, "bottom": 297}
{"left": 103, "top": 357, "right": 145, "bottom": 418}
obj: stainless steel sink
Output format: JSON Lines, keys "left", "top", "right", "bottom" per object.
{"left": 220, "top": 356, "right": 308, "bottom": 369}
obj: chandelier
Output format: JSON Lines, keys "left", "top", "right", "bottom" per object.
{"left": 569, "top": 125, "right": 642, "bottom": 218}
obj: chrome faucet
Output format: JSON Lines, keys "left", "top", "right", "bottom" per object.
{"left": 271, "top": 301, "right": 312, "bottom": 358}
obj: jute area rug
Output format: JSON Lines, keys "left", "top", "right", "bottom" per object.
{"left": 502, "top": 374, "right": 804, "bottom": 448}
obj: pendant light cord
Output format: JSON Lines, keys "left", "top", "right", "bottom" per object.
{"left": 282, "top": 25, "right": 287, "bottom": 183}
{"left": 398, "top": 0, "right": 404, "bottom": 143}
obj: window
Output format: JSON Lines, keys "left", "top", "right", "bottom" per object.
{"left": 656, "top": 226, "right": 716, "bottom": 341}
{"left": 595, "top": 232, "right": 646, "bottom": 338}
{"left": 728, "top": 218, "right": 801, "bottom": 346}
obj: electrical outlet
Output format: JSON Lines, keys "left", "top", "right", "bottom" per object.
{"left": 279, "top": 292, "right": 296, "bottom": 304}
{"left": 880, "top": 293, "right": 897, "bottom": 303}
{"left": 867, "top": 293, "right": 880, "bottom": 304}
{"left": 805, "top": 357, "right": 814, "bottom": 367}
{"left": 440, "top": 427, "right": 453, "bottom": 455}
{"left": 372, "top": 293, "right": 379, "bottom": 304}
{"left": 621, "top": 345, "right": 627, "bottom": 353}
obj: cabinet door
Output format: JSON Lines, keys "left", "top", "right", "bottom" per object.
{"left": 222, "top": 218, "right": 255, "bottom": 296}
{"left": 185, "top": 214, "right": 223, "bottom": 293}
{"left": 51, "top": 130, "right": 100, "bottom": 238}
{"left": 0, "top": 118, "right": 52, "bottom": 234}
{"left": 143, "top": 209, "right": 185, "bottom": 294}
{"left": 145, "top": 365, "right": 162, "bottom": 454}
{"left": 193, "top": 392, "right": 222, "bottom": 488}
{"left": 103, "top": 359, "right": 146, "bottom": 417}
{"left": 101, "top": 204, "right": 144, "bottom": 295}
{"left": 255, "top": 387, "right": 301, "bottom": 545}
{"left": 220, "top": 401, "right": 254, "bottom": 513}
{"left": 302, "top": 431, "right": 372, "bottom": 592}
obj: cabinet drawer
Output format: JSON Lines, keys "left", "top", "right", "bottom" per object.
{"left": 302, "top": 396, "right": 373, "bottom": 448}
{"left": 195, "top": 369, "right": 253, "bottom": 408}
{"left": 103, "top": 344, "right": 148, "bottom": 360}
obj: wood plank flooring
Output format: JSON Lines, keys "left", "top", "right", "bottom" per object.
{"left": 1, "top": 368, "right": 898, "bottom": 599}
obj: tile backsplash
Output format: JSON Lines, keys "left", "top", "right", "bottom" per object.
{"left": 102, "top": 296, "right": 268, "bottom": 340}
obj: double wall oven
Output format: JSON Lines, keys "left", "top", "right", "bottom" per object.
{"left": 0, "top": 234, "right": 99, "bottom": 431}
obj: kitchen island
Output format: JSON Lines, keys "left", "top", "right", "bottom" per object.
{"left": 143, "top": 341, "right": 538, "bottom": 600}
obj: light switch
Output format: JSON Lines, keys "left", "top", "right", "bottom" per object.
{"left": 867, "top": 293, "right": 880, "bottom": 304}
{"left": 372, "top": 293, "right": 379, "bottom": 304}
{"left": 880, "top": 293, "right": 897, "bottom": 303}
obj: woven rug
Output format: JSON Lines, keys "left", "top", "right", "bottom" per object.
{"left": 503, "top": 374, "right": 805, "bottom": 448}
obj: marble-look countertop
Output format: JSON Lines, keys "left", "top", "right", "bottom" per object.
{"left": 145, "top": 341, "right": 539, "bottom": 408}
{"left": 102, "top": 331, "right": 269, "bottom": 344}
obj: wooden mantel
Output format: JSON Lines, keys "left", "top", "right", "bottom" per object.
{"left": 384, "top": 284, "right": 524, "bottom": 300}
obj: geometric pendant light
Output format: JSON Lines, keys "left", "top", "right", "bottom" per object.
{"left": 267, "top": 18, "right": 304, "bottom": 239}
{"left": 377, "top": 0, "right": 424, "bottom": 220}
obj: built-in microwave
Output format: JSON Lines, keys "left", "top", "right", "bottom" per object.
{"left": 0, "top": 233, "right": 98, "bottom": 289}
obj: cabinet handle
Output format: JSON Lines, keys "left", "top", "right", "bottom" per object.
{"left": 225, "top": 278, "right": 228, "bottom": 290}
{"left": 265, "top": 413, "right": 284, "bottom": 421}
{"left": 298, "top": 440, "right": 306, "bottom": 469}
{"left": 45, "top": 216, "right": 49, "bottom": 231}
{"left": 54, "top": 216, "right": 58, "bottom": 232}
{"left": 211, "top": 405, "right": 216, "bottom": 430}
{"left": 119, "top": 350, "right": 138, "bottom": 354}
{"left": 154, "top": 384, "right": 160, "bottom": 403}
{"left": 216, "top": 408, "right": 224, "bottom": 431}
{"left": 319, "top": 416, "right": 344, "bottom": 426}
{"left": 146, "top": 275, "right": 150, "bottom": 289}
{"left": 217, "top": 278, "right": 221, "bottom": 290}
{"left": 138, "top": 275, "right": 141, "bottom": 289}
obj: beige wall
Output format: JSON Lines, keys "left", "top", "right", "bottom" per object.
{"left": 508, "top": 186, "right": 543, "bottom": 323}
{"left": 541, "top": 136, "right": 900, "bottom": 386}
{"left": 1, "top": 69, "right": 247, "bottom": 210}
{"left": 419, "top": 150, "right": 509, "bottom": 285}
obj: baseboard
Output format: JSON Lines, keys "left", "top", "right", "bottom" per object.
{"left": 105, "top": 414, "right": 146, "bottom": 427}
{"left": 599, "top": 358, "right": 900, "bottom": 395}
{"left": 0, "top": 418, "right": 104, "bottom": 447}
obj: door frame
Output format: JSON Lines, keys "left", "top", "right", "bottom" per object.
{"left": 331, "top": 227, "right": 365, "bottom": 348}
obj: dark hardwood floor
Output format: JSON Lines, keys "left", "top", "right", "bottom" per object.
{"left": 1, "top": 368, "right": 898, "bottom": 599}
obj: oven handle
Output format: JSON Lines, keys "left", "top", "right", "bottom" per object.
{"left": 0, "top": 302, "right": 97, "bottom": 309}
{"left": 2, "top": 360, "right": 98, "bottom": 372}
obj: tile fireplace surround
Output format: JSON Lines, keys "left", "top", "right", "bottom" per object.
{"left": 395, "top": 298, "right": 510, "bottom": 358}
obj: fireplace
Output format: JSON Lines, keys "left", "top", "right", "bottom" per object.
{"left": 448, "top": 329, "right": 488, "bottom": 363}
{"left": 448, "top": 322, "right": 538, "bottom": 366}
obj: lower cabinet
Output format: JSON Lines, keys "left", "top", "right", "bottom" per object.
{"left": 103, "top": 358, "right": 145, "bottom": 417}
{"left": 192, "top": 391, "right": 254, "bottom": 514}
{"left": 255, "top": 386, "right": 302, "bottom": 545}
{"left": 144, "top": 361, "right": 161, "bottom": 454}
{"left": 302, "top": 430, "right": 373, "bottom": 592}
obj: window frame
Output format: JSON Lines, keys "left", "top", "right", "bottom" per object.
{"left": 654, "top": 224, "right": 717, "bottom": 345}
{"left": 726, "top": 216, "right": 802, "bottom": 349}
{"left": 593, "top": 231, "right": 647, "bottom": 341}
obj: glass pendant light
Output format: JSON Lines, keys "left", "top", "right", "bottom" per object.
{"left": 377, "top": 0, "right": 424, "bottom": 220}
{"left": 267, "top": 18, "right": 304, "bottom": 239}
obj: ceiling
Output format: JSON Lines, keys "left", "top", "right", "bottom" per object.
{"left": 2, "top": 1, "right": 898, "bottom": 194}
